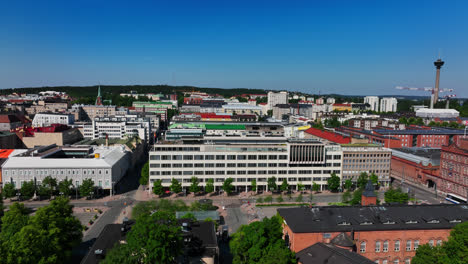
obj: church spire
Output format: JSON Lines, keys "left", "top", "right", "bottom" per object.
{"left": 95, "top": 85, "right": 103, "bottom": 105}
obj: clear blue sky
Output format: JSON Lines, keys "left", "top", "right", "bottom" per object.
{"left": 1, "top": 0, "right": 467, "bottom": 97}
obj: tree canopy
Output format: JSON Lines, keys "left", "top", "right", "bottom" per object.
{"left": 58, "top": 178, "right": 73, "bottom": 196}
{"left": 280, "top": 179, "right": 289, "bottom": 192}
{"left": 222, "top": 177, "right": 234, "bottom": 195}
{"left": 230, "top": 215, "right": 296, "bottom": 264}
{"left": 267, "top": 177, "right": 277, "bottom": 191}
{"left": 79, "top": 178, "right": 95, "bottom": 198}
{"left": 384, "top": 187, "right": 409, "bottom": 204}
{"left": 189, "top": 177, "right": 200, "bottom": 194}
{"left": 205, "top": 178, "right": 214, "bottom": 193}
{"left": 170, "top": 178, "right": 182, "bottom": 194}
{"left": 152, "top": 179, "right": 164, "bottom": 196}
{"left": 139, "top": 161, "right": 149, "bottom": 186}
{"left": 327, "top": 173, "right": 340, "bottom": 192}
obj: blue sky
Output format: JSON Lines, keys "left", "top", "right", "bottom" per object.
{"left": 1, "top": 0, "right": 467, "bottom": 97}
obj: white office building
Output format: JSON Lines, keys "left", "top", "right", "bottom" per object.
{"left": 326, "top": 98, "right": 336, "bottom": 104}
{"left": 1, "top": 145, "right": 130, "bottom": 192}
{"left": 32, "top": 113, "right": 75, "bottom": 127}
{"left": 364, "top": 96, "right": 379, "bottom": 111}
{"left": 149, "top": 138, "right": 342, "bottom": 193}
{"left": 83, "top": 115, "right": 152, "bottom": 143}
{"left": 267, "top": 91, "right": 288, "bottom": 110}
{"left": 379, "top": 97, "right": 398, "bottom": 112}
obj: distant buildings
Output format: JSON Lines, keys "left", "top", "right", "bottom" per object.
{"left": 364, "top": 96, "right": 379, "bottom": 111}
{"left": 83, "top": 115, "right": 152, "bottom": 143}
{"left": 380, "top": 97, "right": 398, "bottom": 112}
{"left": 415, "top": 108, "right": 459, "bottom": 119}
{"left": 342, "top": 144, "right": 391, "bottom": 185}
{"left": 0, "top": 114, "right": 24, "bottom": 131}
{"left": 2, "top": 145, "right": 130, "bottom": 193}
{"left": 267, "top": 91, "right": 288, "bottom": 110}
{"left": 32, "top": 112, "right": 75, "bottom": 127}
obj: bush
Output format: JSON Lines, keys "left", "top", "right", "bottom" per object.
{"left": 264, "top": 195, "right": 273, "bottom": 203}
{"left": 295, "top": 194, "right": 303, "bottom": 202}
{"left": 276, "top": 195, "right": 284, "bottom": 203}
{"left": 94, "top": 214, "right": 98, "bottom": 220}
{"left": 256, "top": 197, "right": 264, "bottom": 203}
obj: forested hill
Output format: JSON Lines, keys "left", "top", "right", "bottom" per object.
{"left": 0, "top": 85, "right": 267, "bottom": 98}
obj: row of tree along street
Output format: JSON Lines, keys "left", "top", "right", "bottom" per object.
{"left": 2, "top": 176, "right": 98, "bottom": 201}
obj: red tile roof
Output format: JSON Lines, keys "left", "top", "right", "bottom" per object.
{"left": 0, "top": 149, "right": 14, "bottom": 159}
{"left": 305, "top": 127, "right": 351, "bottom": 144}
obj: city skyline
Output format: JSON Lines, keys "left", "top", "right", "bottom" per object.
{"left": 1, "top": 0, "right": 468, "bottom": 97}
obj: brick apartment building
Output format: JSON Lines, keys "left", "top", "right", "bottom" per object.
{"left": 439, "top": 137, "right": 468, "bottom": 199}
{"left": 278, "top": 204, "right": 467, "bottom": 264}
{"left": 390, "top": 147, "right": 440, "bottom": 189}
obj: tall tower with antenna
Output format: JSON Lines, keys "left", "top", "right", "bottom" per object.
{"left": 431, "top": 58, "right": 445, "bottom": 109}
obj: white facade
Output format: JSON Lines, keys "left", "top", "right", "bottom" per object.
{"left": 267, "top": 91, "right": 288, "bottom": 110}
{"left": 326, "top": 98, "right": 336, "bottom": 104}
{"left": 1, "top": 145, "right": 130, "bottom": 191}
{"left": 149, "top": 139, "right": 343, "bottom": 192}
{"left": 415, "top": 108, "right": 459, "bottom": 118}
{"left": 32, "top": 113, "right": 74, "bottom": 127}
{"left": 364, "top": 96, "right": 379, "bottom": 111}
{"left": 83, "top": 116, "right": 151, "bottom": 142}
{"left": 379, "top": 97, "right": 398, "bottom": 112}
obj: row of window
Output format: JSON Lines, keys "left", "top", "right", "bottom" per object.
{"left": 360, "top": 239, "right": 442, "bottom": 253}
{"left": 151, "top": 163, "right": 289, "bottom": 168}
{"left": 150, "top": 170, "right": 340, "bottom": 176}
{"left": 4, "top": 169, "right": 110, "bottom": 176}
{"left": 150, "top": 177, "right": 327, "bottom": 183}
{"left": 374, "top": 259, "right": 411, "bottom": 264}
{"left": 343, "top": 153, "right": 390, "bottom": 158}
{"left": 150, "top": 154, "right": 289, "bottom": 161}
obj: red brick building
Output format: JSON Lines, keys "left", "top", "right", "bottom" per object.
{"left": 439, "top": 138, "right": 468, "bottom": 199}
{"left": 390, "top": 148, "right": 440, "bottom": 189}
{"left": 278, "top": 204, "right": 466, "bottom": 264}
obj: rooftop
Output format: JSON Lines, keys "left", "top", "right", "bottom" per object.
{"left": 278, "top": 204, "right": 468, "bottom": 233}
{"left": 374, "top": 127, "right": 465, "bottom": 135}
{"left": 296, "top": 243, "right": 374, "bottom": 264}
{"left": 392, "top": 147, "right": 441, "bottom": 166}
{"left": 176, "top": 211, "right": 220, "bottom": 221}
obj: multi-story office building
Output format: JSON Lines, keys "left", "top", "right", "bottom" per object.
{"left": 267, "top": 91, "right": 288, "bottom": 110}
{"left": 80, "top": 105, "right": 118, "bottom": 121}
{"left": 83, "top": 115, "right": 152, "bottom": 143}
{"left": 1, "top": 144, "right": 130, "bottom": 193}
{"left": 32, "top": 112, "right": 75, "bottom": 127}
{"left": 364, "top": 96, "right": 379, "bottom": 111}
{"left": 342, "top": 144, "right": 392, "bottom": 186}
{"left": 149, "top": 138, "right": 343, "bottom": 193}
{"left": 380, "top": 97, "right": 398, "bottom": 112}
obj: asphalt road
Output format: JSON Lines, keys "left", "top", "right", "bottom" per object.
{"left": 392, "top": 179, "right": 443, "bottom": 204}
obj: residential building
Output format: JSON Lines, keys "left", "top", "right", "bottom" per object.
{"left": 364, "top": 96, "right": 379, "bottom": 111}
{"left": 83, "top": 116, "right": 152, "bottom": 143}
{"left": 267, "top": 91, "right": 288, "bottom": 110}
{"left": 32, "top": 112, "right": 75, "bottom": 127}
{"left": 416, "top": 108, "right": 459, "bottom": 119}
{"left": 22, "top": 125, "right": 83, "bottom": 148}
{"left": 380, "top": 98, "right": 398, "bottom": 112}
{"left": 81, "top": 105, "right": 117, "bottom": 121}
{"left": 326, "top": 98, "right": 336, "bottom": 104}
{"left": 373, "top": 128, "right": 465, "bottom": 148}
{"left": 2, "top": 144, "right": 131, "bottom": 193}
{"left": 342, "top": 144, "right": 391, "bottom": 185}
{"left": 332, "top": 104, "right": 352, "bottom": 112}
{"left": 391, "top": 147, "right": 440, "bottom": 190}
{"left": 348, "top": 118, "right": 405, "bottom": 130}
{"left": 439, "top": 138, "right": 468, "bottom": 199}
{"left": 149, "top": 138, "right": 343, "bottom": 193}
{"left": 278, "top": 204, "right": 467, "bottom": 264}
{"left": 221, "top": 103, "right": 262, "bottom": 115}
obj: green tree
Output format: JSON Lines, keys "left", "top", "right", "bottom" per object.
{"left": 0, "top": 203, "right": 30, "bottom": 242}
{"left": 79, "top": 178, "right": 95, "bottom": 198}
{"left": 20, "top": 180, "right": 35, "bottom": 198}
{"left": 297, "top": 182, "right": 305, "bottom": 193}
{"left": 251, "top": 179, "right": 257, "bottom": 192}
{"left": 170, "top": 178, "right": 182, "bottom": 194}
{"left": 222, "top": 177, "right": 234, "bottom": 195}
{"left": 357, "top": 172, "right": 369, "bottom": 189}
{"left": 230, "top": 215, "right": 296, "bottom": 264}
{"left": 205, "top": 178, "right": 214, "bottom": 193}
{"left": 189, "top": 177, "right": 200, "bottom": 194}
{"left": 264, "top": 195, "right": 273, "bottom": 203}
{"left": 3, "top": 183, "right": 16, "bottom": 198}
{"left": 312, "top": 182, "right": 320, "bottom": 192}
{"left": 344, "top": 179, "right": 353, "bottom": 190}
{"left": 103, "top": 211, "right": 183, "bottom": 264}
{"left": 152, "top": 179, "right": 164, "bottom": 196}
{"left": 180, "top": 212, "right": 197, "bottom": 221}
{"left": 43, "top": 176, "right": 57, "bottom": 197}
{"left": 139, "top": 161, "right": 149, "bottom": 186}
{"left": 280, "top": 179, "right": 289, "bottom": 192}
{"left": 399, "top": 117, "right": 408, "bottom": 125}
{"left": 58, "top": 177, "right": 73, "bottom": 196}
{"left": 276, "top": 195, "right": 284, "bottom": 203}
{"left": 370, "top": 173, "right": 379, "bottom": 185}
{"left": 295, "top": 194, "right": 303, "bottom": 203}
{"left": 342, "top": 190, "right": 352, "bottom": 203}
{"left": 267, "top": 177, "right": 277, "bottom": 191}
{"left": 37, "top": 184, "right": 50, "bottom": 198}
{"left": 350, "top": 188, "right": 364, "bottom": 205}
{"left": 384, "top": 187, "right": 409, "bottom": 204}
{"left": 327, "top": 173, "right": 340, "bottom": 192}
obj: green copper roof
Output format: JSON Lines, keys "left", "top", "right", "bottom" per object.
{"left": 205, "top": 124, "right": 245, "bottom": 130}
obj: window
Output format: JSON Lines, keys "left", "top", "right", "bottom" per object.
{"left": 429, "top": 240, "right": 434, "bottom": 247}
{"left": 436, "top": 240, "right": 442, "bottom": 246}
{"left": 405, "top": 259, "right": 410, "bottom": 264}
{"left": 414, "top": 240, "right": 419, "bottom": 250}
{"left": 383, "top": 240, "right": 389, "bottom": 252}
{"left": 394, "top": 240, "right": 400, "bottom": 252}
{"left": 406, "top": 240, "right": 411, "bottom": 251}
{"left": 360, "top": 242, "right": 366, "bottom": 253}
{"left": 216, "top": 155, "right": 225, "bottom": 160}
{"left": 393, "top": 259, "right": 399, "bottom": 264}
{"left": 375, "top": 241, "right": 381, "bottom": 252}
{"left": 375, "top": 260, "right": 380, "bottom": 264}
{"left": 382, "top": 260, "right": 387, "bottom": 264}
